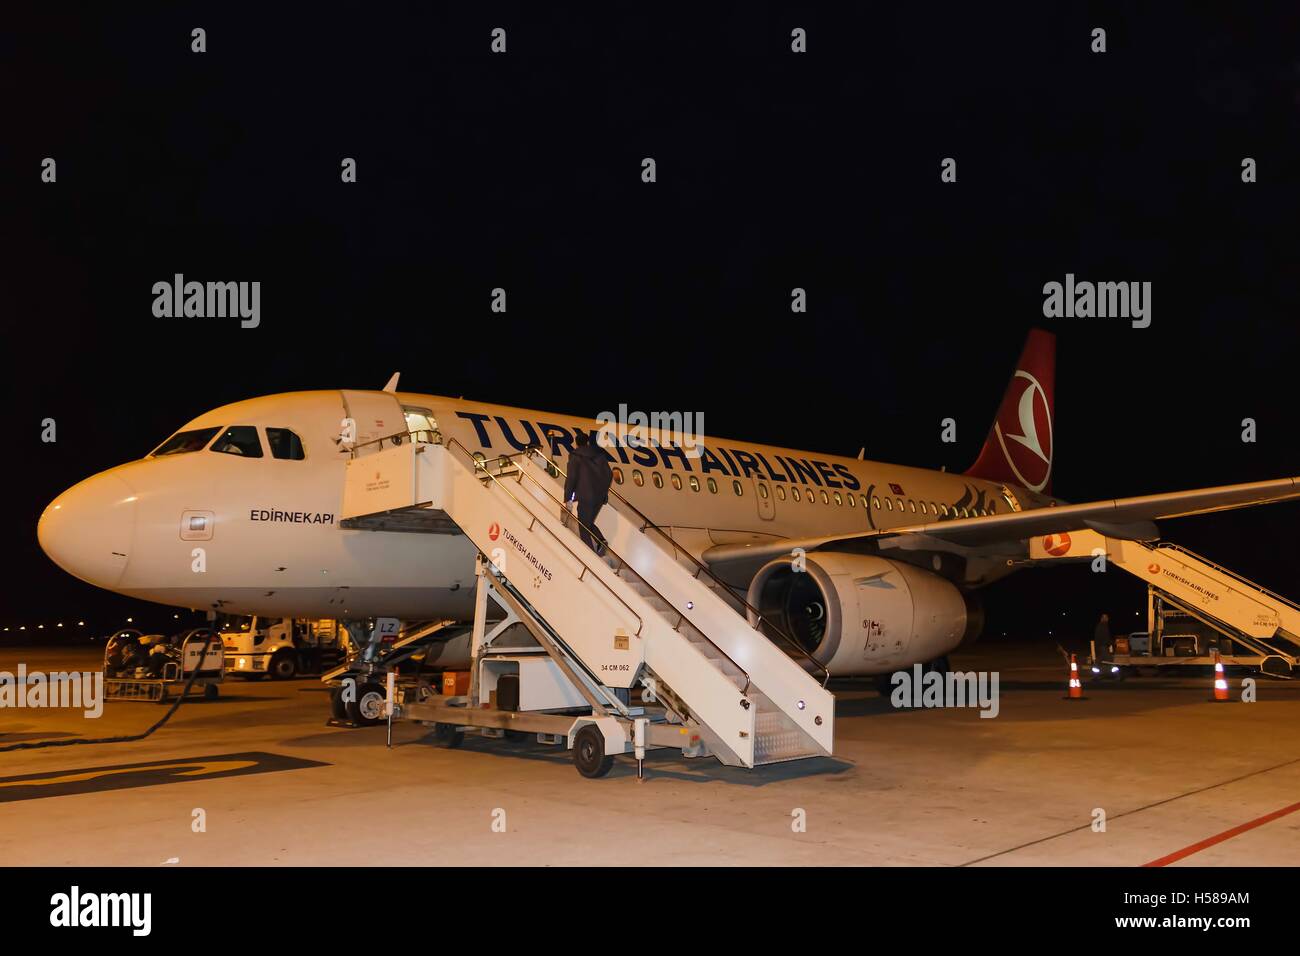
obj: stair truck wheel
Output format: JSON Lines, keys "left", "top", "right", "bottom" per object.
{"left": 203, "top": 683, "right": 219, "bottom": 700}
{"left": 269, "top": 651, "right": 298, "bottom": 680}
{"left": 573, "top": 724, "right": 614, "bottom": 779}
{"left": 430, "top": 723, "right": 464, "bottom": 748}
{"left": 346, "top": 681, "right": 387, "bottom": 726}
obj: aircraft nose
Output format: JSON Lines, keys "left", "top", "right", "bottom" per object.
{"left": 38, "top": 472, "right": 137, "bottom": 589}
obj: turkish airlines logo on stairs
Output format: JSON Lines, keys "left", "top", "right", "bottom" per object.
{"left": 488, "top": 522, "right": 500, "bottom": 541}
{"left": 1042, "top": 533, "right": 1071, "bottom": 556}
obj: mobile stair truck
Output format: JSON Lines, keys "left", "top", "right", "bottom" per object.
{"left": 339, "top": 431, "right": 836, "bottom": 778}
{"left": 1031, "top": 530, "right": 1300, "bottom": 677}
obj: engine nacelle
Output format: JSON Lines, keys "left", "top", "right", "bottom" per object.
{"left": 747, "top": 552, "right": 970, "bottom": 676}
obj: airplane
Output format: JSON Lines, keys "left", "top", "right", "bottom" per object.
{"left": 37, "top": 329, "right": 1300, "bottom": 678}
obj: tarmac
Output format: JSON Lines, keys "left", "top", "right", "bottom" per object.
{"left": 2, "top": 641, "right": 1298, "bottom": 866}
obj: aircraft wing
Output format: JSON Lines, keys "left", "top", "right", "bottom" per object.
{"left": 702, "top": 476, "right": 1300, "bottom": 575}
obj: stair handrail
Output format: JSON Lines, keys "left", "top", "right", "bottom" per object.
{"left": 1156, "top": 542, "right": 1300, "bottom": 615}
{"left": 520, "top": 445, "right": 833, "bottom": 686}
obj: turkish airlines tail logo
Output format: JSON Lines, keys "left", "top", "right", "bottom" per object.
{"left": 965, "top": 329, "right": 1056, "bottom": 494}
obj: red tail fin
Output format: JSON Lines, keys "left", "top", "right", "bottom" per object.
{"left": 965, "top": 329, "right": 1056, "bottom": 494}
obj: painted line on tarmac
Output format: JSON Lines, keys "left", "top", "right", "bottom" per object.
{"left": 960, "top": 753, "right": 1300, "bottom": 866}
{"left": 1143, "top": 799, "right": 1300, "bottom": 866}
{"left": 0, "top": 751, "right": 328, "bottom": 803}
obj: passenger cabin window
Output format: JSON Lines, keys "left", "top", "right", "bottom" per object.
{"left": 652, "top": 472, "right": 664, "bottom": 489}
{"left": 210, "top": 426, "right": 263, "bottom": 458}
{"left": 688, "top": 475, "right": 700, "bottom": 492}
{"left": 707, "top": 477, "right": 718, "bottom": 494}
{"left": 792, "top": 487, "right": 802, "bottom": 502}
{"left": 732, "top": 480, "right": 744, "bottom": 496}
{"left": 152, "top": 426, "right": 221, "bottom": 457}
{"left": 612, "top": 467, "right": 624, "bottom": 485}
{"left": 671, "top": 474, "right": 682, "bottom": 491}
{"left": 266, "top": 428, "right": 305, "bottom": 460}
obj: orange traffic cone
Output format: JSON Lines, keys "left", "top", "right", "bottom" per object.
{"left": 1211, "top": 649, "right": 1230, "bottom": 702}
{"left": 1064, "top": 653, "right": 1086, "bottom": 700}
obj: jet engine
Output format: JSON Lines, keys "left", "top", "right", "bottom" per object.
{"left": 747, "top": 552, "right": 975, "bottom": 675}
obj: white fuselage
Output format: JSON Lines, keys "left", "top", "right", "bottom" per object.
{"left": 38, "top": 389, "right": 1030, "bottom": 621}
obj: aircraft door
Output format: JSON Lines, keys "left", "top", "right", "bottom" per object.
{"left": 753, "top": 478, "right": 776, "bottom": 520}
{"left": 338, "top": 390, "right": 406, "bottom": 451}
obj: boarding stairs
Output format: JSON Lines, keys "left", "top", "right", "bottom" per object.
{"left": 338, "top": 433, "right": 834, "bottom": 768}
{"left": 1035, "top": 530, "right": 1300, "bottom": 670}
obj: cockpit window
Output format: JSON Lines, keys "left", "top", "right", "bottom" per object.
{"left": 152, "top": 426, "right": 221, "bottom": 457}
{"left": 210, "top": 426, "right": 264, "bottom": 458}
{"left": 266, "top": 427, "right": 305, "bottom": 460}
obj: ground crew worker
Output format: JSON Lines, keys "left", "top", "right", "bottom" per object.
{"left": 1093, "top": 612, "right": 1111, "bottom": 664}
{"left": 563, "top": 431, "right": 613, "bottom": 556}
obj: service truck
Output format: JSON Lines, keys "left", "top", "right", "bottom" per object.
{"left": 220, "top": 616, "right": 349, "bottom": 679}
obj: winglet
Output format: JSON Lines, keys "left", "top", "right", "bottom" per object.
{"left": 382, "top": 372, "right": 400, "bottom": 393}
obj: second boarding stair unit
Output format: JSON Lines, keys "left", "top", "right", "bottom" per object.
{"left": 339, "top": 429, "right": 835, "bottom": 777}
{"left": 1031, "top": 529, "right": 1300, "bottom": 675}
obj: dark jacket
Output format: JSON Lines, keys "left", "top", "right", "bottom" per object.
{"left": 564, "top": 444, "right": 613, "bottom": 506}
{"left": 1093, "top": 619, "right": 1111, "bottom": 651}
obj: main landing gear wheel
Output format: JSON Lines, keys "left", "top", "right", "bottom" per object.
{"left": 429, "top": 723, "right": 464, "bottom": 748}
{"left": 573, "top": 724, "right": 614, "bottom": 779}
{"left": 346, "top": 681, "right": 387, "bottom": 726}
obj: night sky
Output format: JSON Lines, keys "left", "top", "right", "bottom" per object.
{"left": 7, "top": 4, "right": 1300, "bottom": 645}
